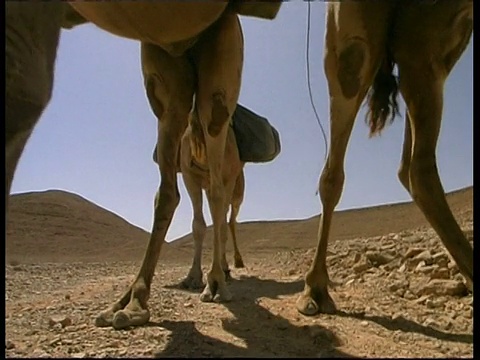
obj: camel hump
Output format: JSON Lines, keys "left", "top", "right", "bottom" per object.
{"left": 230, "top": 1, "right": 282, "bottom": 20}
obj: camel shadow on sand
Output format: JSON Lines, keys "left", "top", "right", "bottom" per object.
{"left": 155, "top": 274, "right": 357, "bottom": 358}
{"left": 335, "top": 310, "right": 473, "bottom": 345}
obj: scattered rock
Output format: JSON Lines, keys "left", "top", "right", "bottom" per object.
{"left": 388, "top": 279, "right": 409, "bottom": 293}
{"left": 428, "top": 265, "right": 449, "bottom": 280}
{"left": 353, "top": 260, "right": 371, "bottom": 274}
{"left": 411, "top": 250, "right": 433, "bottom": 266}
{"left": 432, "top": 252, "right": 449, "bottom": 268}
{"left": 403, "top": 290, "right": 417, "bottom": 300}
{"left": 416, "top": 279, "right": 468, "bottom": 297}
{"left": 48, "top": 315, "right": 72, "bottom": 329}
{"left": 366, "top": 251, "right": 394, "bottom": 266}
{"left": 397, "top": 263, "right": 407, "bottom": 273}
{"left": 352, "top": 252, "right": 361, "bottom": 264}
{"left": 403, "top": 235, "right": 423, "bottom": 243}
{"left": 404, "top": 247, "right": 425, "bottom": 259}
{"left": 425, "top": 297, "right": 447, "bottom": 309}
{"left": 423, "top": 317, "right": 441, "bottom": 329}
{"left": 5, "top": 340, "right": 15, "bottom": 350}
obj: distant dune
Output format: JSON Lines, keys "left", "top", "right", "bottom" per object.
{"left": 6, "top": 186, "right": 473, "bottom": 264}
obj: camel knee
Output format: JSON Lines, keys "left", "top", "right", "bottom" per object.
{"left": 207, "top": 92, "right": 230, "bottom": 138}
{"left": 408, "top": 155, "right": 437, "bottom": 203}
{"left": 318, "top": 166, "right": 345, "bottom": 209}
{"left": 154, "top": 184, "right": 180, "bottom": 218}
{"left": 192, "top": 216, "right": 207, "bottom": 238}
{"left": 336, "top": 40, "right": 368, "bottom": 99}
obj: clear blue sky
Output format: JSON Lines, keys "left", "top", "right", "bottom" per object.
{"left": 11, "top": 3, "right": 473, "bottom": 242}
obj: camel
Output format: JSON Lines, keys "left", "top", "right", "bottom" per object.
{"left": 295, "top": 1, "right": 474, "bottom": 316}
{"left": 5, "top": 2, "right": 280, "bottom": 330}
{"left": 5, "top": 0, "right": 473, "bottom": 330}
{"left": 150, "top": 102, "right": 246, "bottom": 290}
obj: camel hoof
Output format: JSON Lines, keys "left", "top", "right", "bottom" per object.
{"left": 112, "top": 309, "right": 150, "bottom": 330}
{"left": 200, "top": 279, "right": 232, "bottom": 303}
{"left": 296, "top": 289, "right": 336, "bottom": 316}
{"left": 94, "top": 309, "right": 115, "bottom": 327}
{"left": 200, "top": 288, "right": 214, "bottom": 303}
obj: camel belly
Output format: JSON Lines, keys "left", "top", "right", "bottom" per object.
{"left": 70, "top": 2, "right": 228, "bottom": 45}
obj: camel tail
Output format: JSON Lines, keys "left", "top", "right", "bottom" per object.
{"left": 365, "top": 52, "right": 400, "bottom": 137}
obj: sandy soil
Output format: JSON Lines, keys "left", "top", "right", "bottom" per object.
{"left": 5, "top": 186, "right": 473, "bottom": 358}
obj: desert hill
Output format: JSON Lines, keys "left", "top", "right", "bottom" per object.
{"left": 6, "top": 186, "right": 473, "bottom": 264}
{"left": 172, "top": 185, "right": 473, "bottom": 254}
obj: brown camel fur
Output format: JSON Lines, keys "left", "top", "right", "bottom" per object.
{"left": 5, "top": 2, "right": 277, "bottom": 330}
{"left": 151, "top": 106, "right": 246, "bottom": 290}
{"left": 296, "top": 0, "right": 473, "bottom": 316}
{"left": 5, "top": 0, "right": 473, "bottom": 330}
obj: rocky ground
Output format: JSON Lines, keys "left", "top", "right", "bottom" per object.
{"left": 5, "top": 188, "right": 473, "bottom": 358}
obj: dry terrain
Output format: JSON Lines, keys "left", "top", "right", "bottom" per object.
{"left": 5, "top": 186, "right": 473, "bottom": 358}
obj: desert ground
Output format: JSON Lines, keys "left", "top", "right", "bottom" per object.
{"left": 5, "top": 186, "right": 473, "bottom": 358}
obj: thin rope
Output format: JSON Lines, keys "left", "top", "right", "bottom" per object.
{"left": 306, "top": 1, "right": 328, "bottom": 162}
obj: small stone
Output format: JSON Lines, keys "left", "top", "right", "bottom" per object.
{"left": 388, "top": 279, "right": 409, "bottom": 292}
{"left": 404, "top": 234, "right": 423, "bottom": 243}
{"left": 48, "top": 315, "right": 73, "bottom": 329}
{"left": 353, "top": 261, "right": 371, "bottom": 273}
{"left": 423, "top": 317, "right": 441, "bottom": 328}
{"left": 352, "top": 252, "right": 361, "bottom": 264}
{"left": 416, "top": 263, "right": 438, "bottom": 274}
{"left": 432, "top": 252, "right": 449, "bottom": 268}
{"left": 414, "top": 260, "right": 426, "bottom": 272}
{"left": 417, "top": 279, "right": 468, "bottom": 297}
{"left": 184, "top": 302, "right": 193, "bottom": 308}
{"left": 414, "top": 295, "right": 431, "bottom": 305}
{"left": 398, "top": 263, "right": 407, "bottom": 273}
{"left": 49, "top": 336, "right": 61, "bottom": 347}
{"left": 413, "top": 250, "right": 433, "bottom": 265}
{"left": 430, "top": 267, "right": 450, "bottom": 280}
{"left": 404, "top": 247, "right": 425, "bottom": 259}
{"left": 403, "top": 290, "right": 417, "bottom": 300}
{"left": 70, "top": 352, "right": 87, "bottom": 358}
{"left": 464, "top": 307, "right": 473, "bottom": 319}
{"left": 360, "top": 320, "right": 369, "bottom": 326}
{"left": 380, "top": 243, "right": 396, "bottom": 251}
{"left": 425, "top": 298, "right": 447, "bottom": 309}
{"left": 65, "top": 294, "right": 71, "bottom": 300}
{"left": 448, "top": 261, "right": 459, "bottom": 275}
{"left": 366, "top": 251, "right": 394, "bottom": 266}
{"left": 345, "top": 278, "right": 355, "bottom": 286}
{"left": 391, "top": 312, "right": 404, "bottom": 321}
{"left": 5, "top": 340, "right": 15, "bottom": 350}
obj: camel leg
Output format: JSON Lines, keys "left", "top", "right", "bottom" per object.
{"left": 193, "top": 12, "right": 243, "bottom": 303}
{"left": 181, "top": 171, "right": 207, "bottom": 290}
{"left": 397, "top": 112, "right": 413, "bottom": 193}
{"left": 399, "top": 73, "right": 473, "bottom": 287}
{"left": 95, "top": 43, "right": 194, "bottom": 329}
{"left": 219, "top": 197, "right": 232, "bottom": 282}
{"left": 217, "top": 175, "right": 238, "bottom": 281}
{"left": 5, "top": 3, "right": 63, "bottom": 208}
{"left": 230, "top": 170, "right": 245, "bottom": 268}
{"left": 394, "top": 3, "right": 473, "bottom": 288}
{"left": 296, "top": 2, "right": 391, "bottom": 316}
